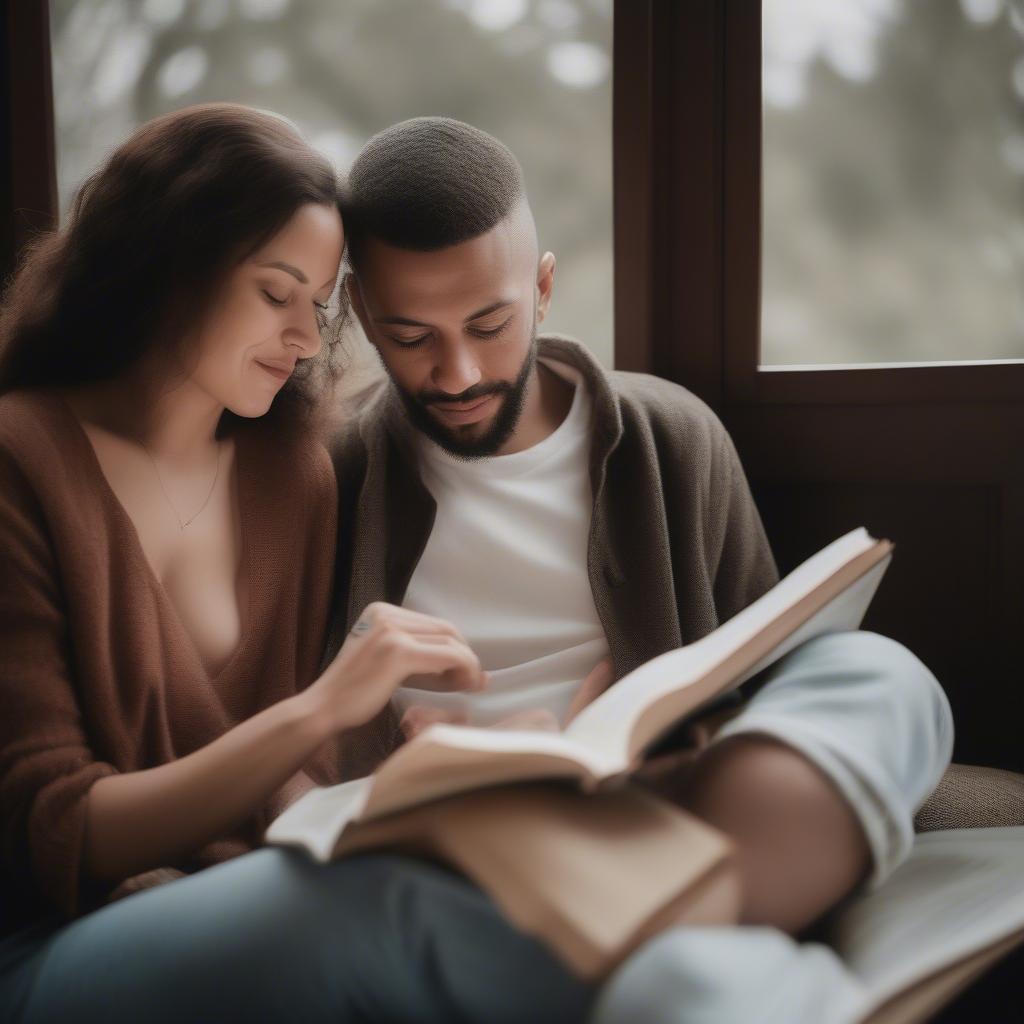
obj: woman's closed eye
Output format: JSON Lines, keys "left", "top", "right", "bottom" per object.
{"left": 263, "top": 289, "right": 331, "bottom": 314}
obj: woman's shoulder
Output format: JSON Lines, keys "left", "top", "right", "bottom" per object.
{"left": 236, "top": 415, "right": 336, "bottom": 504}
{"left": 0, "top": 388, "right": 60, "bottom": 433}
{"left": 0, "top": 393, "right": 82, "bottom": 544}
{"left": 0, "top": 390, "right": 74, "bottom": 470}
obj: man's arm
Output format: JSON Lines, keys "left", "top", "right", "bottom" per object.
{"left": 663, "top": 408, "right": 871, "bottom": 934}
{"left": 709, "top": 426, "right": 779, "bottom": 621}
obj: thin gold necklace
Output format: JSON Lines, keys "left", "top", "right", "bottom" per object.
{"left": 139, "top": 439, "right": 222, "bottom": 531}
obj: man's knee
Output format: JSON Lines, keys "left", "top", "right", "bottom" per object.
{"left": 761, "top": 626, "right": 950, "bottom": 757}
{"left": 819, "top": 631, "right": 954, "bottom": 780}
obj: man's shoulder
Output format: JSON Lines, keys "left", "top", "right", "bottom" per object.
{"left": 606, "top": 371, "right": 734, "bottom": 486}
{"left": 607, "top": 368, "right": 723, "bottom": 433}
{"left": 539, "top": 334, "right": 726, "bottom": 440}
{"left": 328, "top": 376, "right": 391, "bottom": 469}
{"left": 539, "top": 335, "right": 733, "bottom": 469}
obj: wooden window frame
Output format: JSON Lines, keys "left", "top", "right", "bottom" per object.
{"left": 1, "top": 0, "right": 58, "bottom": 286}
{"left": 613, "top": 0, "right": 1024, "bottom": 404}
{"left": 6, "top": 1, "right": 1022, "bottom": 400}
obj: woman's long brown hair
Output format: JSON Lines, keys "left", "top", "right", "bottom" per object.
{"left": 0, "top": 103, "right": 347, "bottom": 429}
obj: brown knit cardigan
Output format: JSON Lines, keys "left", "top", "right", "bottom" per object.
{"left": 0, "top": 391, "right": 340, "bottom": 937}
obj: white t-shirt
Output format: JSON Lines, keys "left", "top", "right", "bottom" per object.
{"left": 395, "top": 360, "right": 611, "bottom": 726}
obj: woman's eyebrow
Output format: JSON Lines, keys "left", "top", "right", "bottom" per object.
{"left": 257, "top": 260, "right": 337, "bottom": 292}
{"left": 256, "top": 259, "right": 308, "bottom": 284}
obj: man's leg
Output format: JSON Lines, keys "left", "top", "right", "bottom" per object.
{"left": 592, "top": 925, "right": 866, "bottom": 1024}
{"left": 13, "top": 848, "right": 593, "bottom": 1024}
{"left": 678, "top": 630, "right": 954, "bottom": 932}
{"left": 590, "top": 632, "right": 952, "bottom": 1024}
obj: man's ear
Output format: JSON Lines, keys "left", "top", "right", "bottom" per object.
{"left": 536, "top": 251, "right": 556, "bottom": 324}
{"left": 345, "top": 274, "right": 375, "bottom": 344}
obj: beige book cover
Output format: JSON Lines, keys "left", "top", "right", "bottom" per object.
{"left": 331, "top": 782, "right": 740, "bottom": 978}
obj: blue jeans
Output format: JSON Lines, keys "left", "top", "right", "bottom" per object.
{"left": 0, "top": 849, "right": 593, "bottom": 1023}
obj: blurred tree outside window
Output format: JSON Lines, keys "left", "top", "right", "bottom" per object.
{"left": 762, "top": 0, "right": 1024, "bottom": 365}
{"left": 49, "top": 0, "right": 613, "bottom": 366}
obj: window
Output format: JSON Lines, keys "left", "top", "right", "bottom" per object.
{"left": 49, "top": 0, "right": 614, "bottom": 364}
{"left": 762, "top": 0, "right": 1024, "bottom": 367}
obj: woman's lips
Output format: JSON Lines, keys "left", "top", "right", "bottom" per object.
{"left": 255, "top": 360, "right": 293, "bottom": 382}
{"left": 428, "top": 393, "right": 499, "bottom": 426}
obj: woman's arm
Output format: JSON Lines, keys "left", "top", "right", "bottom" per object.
{"left": 84, "top": 602, "right": 486, "bottom": 883}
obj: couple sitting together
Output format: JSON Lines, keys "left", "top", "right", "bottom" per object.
{"left": 0, "top": 105, "right": 952, "bottom": 1022}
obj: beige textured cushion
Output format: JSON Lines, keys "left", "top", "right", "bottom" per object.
{"left": 914, "top": 763, "right": 1024, "bottom": 832}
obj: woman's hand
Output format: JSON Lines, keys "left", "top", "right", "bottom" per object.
{"left": 83, "top": 602, "right": 483, "bottom": 886}
{"left": 398, "top": 656, "right": 616, "bottom": 741}
{"left": 309, "top": 603, "right": 488, "bottom": 733}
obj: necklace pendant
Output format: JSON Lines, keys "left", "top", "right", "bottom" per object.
{"left": 140, "top": 438, "right": 222, "bottom": 532}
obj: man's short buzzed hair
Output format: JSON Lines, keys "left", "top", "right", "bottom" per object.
{"left": 343, "top": 117, "right": 526, "bottom": 270}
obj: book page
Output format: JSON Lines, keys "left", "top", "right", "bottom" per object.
{"left": 265, "top": 729, "right": 620, "bottom": 854}
{"left": 267, "top": 529, "right": 890, "bottom": 855}
{"left": 359, "top": 724, "right": 617, "bottom": 820}
{"left": 566, "top": 533, "right": 888, "bottom": 760}
{"left": 826, "top": 827, "right": 1024, "bottom": 1013}
{"left": 265, "top": 777, "right": 373, "bottom": 861}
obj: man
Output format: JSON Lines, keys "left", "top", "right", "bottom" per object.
{"left": 326, "top": 117, "right": 953, "bottom": 1022}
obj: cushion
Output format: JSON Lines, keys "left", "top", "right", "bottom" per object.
{"left": 914, "top": 763, "right": 1024, "bottom": 832}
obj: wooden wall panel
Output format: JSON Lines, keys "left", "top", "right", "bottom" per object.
{"left": 755, "top": 481, "right": 1022, "bottom": 772}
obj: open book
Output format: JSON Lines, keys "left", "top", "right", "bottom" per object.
{"left": 267, "top": 528, "right": 894, "bottom": 975}
{"left": 270, "top": 527, "right": 893, "bottom": 853}
{"left": 827, "top": 826, "right": 1024, "bottom": 1024}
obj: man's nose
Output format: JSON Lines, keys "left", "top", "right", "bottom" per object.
{"left": 431, "top": 339, "right": 482, "bottom": 395}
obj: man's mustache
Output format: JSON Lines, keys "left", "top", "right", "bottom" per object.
{"left": 417, "top": 381, "right": 512, "bottom": 406}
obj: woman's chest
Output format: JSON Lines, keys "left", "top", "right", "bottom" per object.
{"left": 144, "top": 497, "right": 245, "bottom": 676}
{"left": 83, "top": 428, "right": 245, "bottom": 677}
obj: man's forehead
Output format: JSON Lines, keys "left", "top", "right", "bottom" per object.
{"left": 357, "top": 226, "right": 532, "bottom": 315}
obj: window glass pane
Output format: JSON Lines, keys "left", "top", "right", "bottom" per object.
{"left": 762, "top": 0, "right": 1024, "bottom": 366}
{"left": 50, "top": 0, "right": 613, "bottom": 366}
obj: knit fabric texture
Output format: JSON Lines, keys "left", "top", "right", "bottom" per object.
{"left": 0, "top": 392, "right": 340, "bottom": 934}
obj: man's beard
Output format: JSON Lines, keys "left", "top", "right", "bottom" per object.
{"left": 390, "top": 333, "right": 538, "bottom": 459}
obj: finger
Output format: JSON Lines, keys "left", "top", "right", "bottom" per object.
{"left": 391, "top": 635, "right": 488, "bottom": 692}
{"left": 399, "top": 705, "right": 466, "bottom": 741}
{"left": 564, "top": 657, "right": 615, "bottom": 724}
{"left": 356, "top": 604, "right": 469, "bottom": 645}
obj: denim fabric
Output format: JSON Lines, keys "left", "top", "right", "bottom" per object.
{"left": 0, "top": 849, "right": 592, "bottom": 1024}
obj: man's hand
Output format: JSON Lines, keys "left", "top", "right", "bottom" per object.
{"left": 563, "top": 657, "right": 615, "bottom": 725}
{"left": 399, "top": 656, "right": 616, "bottom": 741}
{"left": 399, "top": 705, "right": 561, "bottom": 742}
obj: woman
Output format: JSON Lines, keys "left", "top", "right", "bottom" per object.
{"left": 0, "top": 105, "right": 590, "bottom": 1022}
